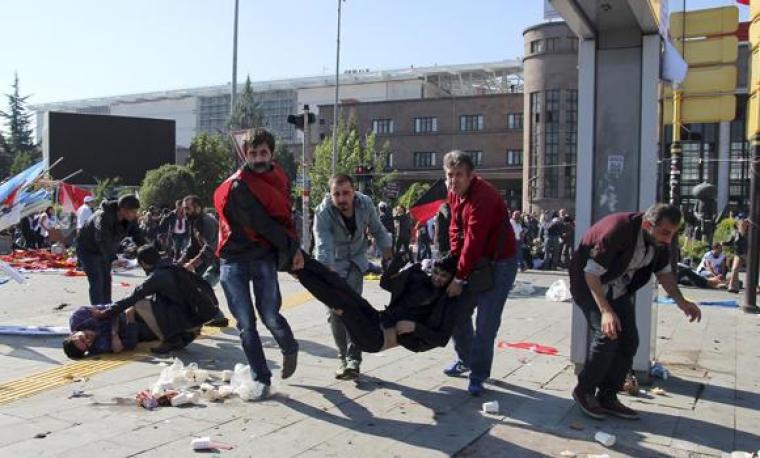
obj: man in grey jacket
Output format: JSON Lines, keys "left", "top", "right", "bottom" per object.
{"left": 314, "top": 174, "right": 392, "bottom": 379}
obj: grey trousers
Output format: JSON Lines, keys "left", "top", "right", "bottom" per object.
{"left": 327, "top": 264, "right": 364, "bottom": 365}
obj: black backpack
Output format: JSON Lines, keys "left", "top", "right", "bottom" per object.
{"left": 169, "top": 265, "right": 219, "bottom": 325}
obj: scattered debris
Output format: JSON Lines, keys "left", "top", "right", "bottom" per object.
{"left": 511, "top": 281, "right": 536, "bottom": 297}
{"left": 560, "top": 451, "right": 577, "bottom": 458}
{"left": 650, "top": 362, "right": 669, "bottom": 380}
{"left": 191, "top": 436, "right": 233, "bottom": 451}
{"left": 651, "top": 387, "right": 667, "bottom": 396}
{"left": 594, "top": 431, "right": 616, "bottom": 447}
{"left": 221, "top": 370, "right": 233, "bottom": 382}
{"left": 498, "top": 341, "right": 559, "bottom": 356}
{"left": 170, "top": 391, "right": 199, "bottom": 407}
{"left": 729, "top": 452, "right": 753, "bottom": 458}
{"left": 622, "top": 373, "right": 639, "bottom": 396}
{"left": 481, "top": 401, "right": 499, "bottom": 414}
{"left": 53, "top": 302, "right": 70, "bottom": 311}
{"left": 546, "top": 279, "right": 572, "bottom": 302}
{"left": 69, "top": 390, "right": 89, "bottom": 399}
{"left": 692, "top": 383, "right": 706, "bottom": 410}
{"left": 63, "top": 373, "right": 75, "bottom": 381}
{"left": 33, "top": 432, "right": 51, "bottom": 439}
{"left": 587, "top": 455, "right": 610, "bottom": 458}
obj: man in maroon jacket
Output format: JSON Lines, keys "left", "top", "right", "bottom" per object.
{"left": 569, "top": 204, "right": 701, "bottom": 420}
{"left": 441, "top": 151, "right": 518, "bottom": 396}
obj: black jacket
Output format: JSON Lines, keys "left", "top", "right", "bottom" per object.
{"left": 219, "top": 179, "right": 299, "bottom": 270}
{"left": 179, "top": 213, "right": 219, "bottom": 270}
{"left": 379, "top": 254, "right": 474, "bottom": 352}
{"left": 77, "top": 202, "right": 144, "bottom": 261}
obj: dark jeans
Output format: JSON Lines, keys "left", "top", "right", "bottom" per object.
{"left": 676, "top": 265, "right": 709, "bottom": 288}
{"left": 172, "top": 233, "right": 187, "bottom": 260}
{"left": 576, "top": 294, "right": 639, "bottom": 399}
{"left": 76, "top": 246, "right": 112, "bottom": 305}
{"left": 543, "top": 237, "right": 561, "bottom": 270}
{"left": 327, "top": 265, "right": 364, "bottom": 364}
{"left": 451, "top": 255, "right": 518, "bottom": 385}
{"left": 220, "top": 254, "right": 298, "bottom": 385}
{"left": 297, "top": 258, "right": 384, "bottom": 353}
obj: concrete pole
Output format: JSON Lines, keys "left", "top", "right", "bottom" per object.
{"left": 231, "top": 0, "right": 239, "bottom": 115}
{"left": 302, "top": 105, "right": 312, "bottom": 251}
{"left": 331, "top": 0, "right": 343, "bottom": 175}
{"left": 743, "top": 135, "right": 760, "bottom": 311}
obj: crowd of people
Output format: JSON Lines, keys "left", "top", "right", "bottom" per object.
{"left": 4, "top": 126, "right": 748, "bottom": 419}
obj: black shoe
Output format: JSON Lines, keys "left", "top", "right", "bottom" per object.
{"left": 335, "top": 360, "right": 348, "bottom": 379}
{"left": 597, "top": 394, "right": 640, "bottom": 420}
{"left": 282, "top": 352, "right": 298, "bottom": 379}
{"left": 572, "top": 386, "right": 606, "bottom": 420}
{"left": 150, "top": 338, "right": 186, "bottom": 354}
{"left": 206, "top": 314, "right": 230, "bottom": 327}
{"left": 342, "top": 360, "right": 360, "bottom": 380}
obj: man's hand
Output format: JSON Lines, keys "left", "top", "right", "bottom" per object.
{"left": 291, "top": 250, "right": 305, "bottom": 271}
{"left": 447, "top": 280, "right": 463, "bottom": 297}
{"left": 601, "top": 310, "right": 621, "bottom": 340}
{"left": 382, "top": 247, "right": 393, "bottom": 261}
{"left": 183, "top": 262, "right": 195, "bottom": 272}
{"left": 677, "top": 299, "right": 702, "bottom": 323}
{"left": 111, "top": 334, "right": 123, "bottom": 353}
{"left": 396, "top": 320, "right": 416, "bottom": 334}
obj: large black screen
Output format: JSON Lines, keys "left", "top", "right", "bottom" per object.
{"left": 45, "top": 111, "right": 175, "bottom": 186}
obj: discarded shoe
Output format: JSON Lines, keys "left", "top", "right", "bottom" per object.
{"left": 443, "top": 361, "right": 470, "bottom": 377}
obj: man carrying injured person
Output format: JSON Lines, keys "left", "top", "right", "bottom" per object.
{"left": 294, "top": 252, "right": 473, "bottom": 353}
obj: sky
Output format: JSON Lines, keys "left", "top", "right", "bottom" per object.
{"left": 0, "top": 0, "right": 749, "bottom": 109}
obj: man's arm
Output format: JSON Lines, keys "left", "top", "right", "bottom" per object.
{"left": 657, "top": 272, "right": 702, "bottom": 322}
{"left": 106, "top": 274, "right": 164, "bottom": 317}
{"left": 454, "top": 199, "right": 492, "bottom": 281}
{"left": 313, "top": 208, "right": 335, "bottom": 268}
{"left": 584, "top": 270, "right": 621, "bottom": 340}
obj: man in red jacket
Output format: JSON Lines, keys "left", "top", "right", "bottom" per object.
{"left": 568, "top": 204, "right": 701, "bottom": 420}
{"left": 214, "top": 128, "right": 304, "bottom": 401}
{"left": 441, "top": 151, "right": 518, "bottom": 396}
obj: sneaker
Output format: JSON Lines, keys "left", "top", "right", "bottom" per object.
{"left": 572, "top": 386, "right": 606, "bottom": 420}
{"left": 467, "top": 380, "right": 483, "bottom": 397}
{"left": 443, "top": 361, "right": 470, "bottom": 377}
{"left": 335, "top": 360, "right": 348, "bottom": 379}
{"left": 597, "top": 394, "right": 640, "bottom": 420}
{"left": 282, "top": 352, "right": 298, "bottom": 380}
{"left": 342, "top": 360, "right": 360, "bottom": 380}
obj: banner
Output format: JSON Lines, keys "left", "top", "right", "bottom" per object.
{"left": 410, "top": 179, "right": 448, "bottom": 223}
{"left": 0, "top": 161, "right": 45, "bottom": 209}
{"left": 58, "top": 182, "right": 92, "bottom": 213}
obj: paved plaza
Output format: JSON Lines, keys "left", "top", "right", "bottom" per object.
{"left": 0, "top": 267, "right": 758, "bottom": 457}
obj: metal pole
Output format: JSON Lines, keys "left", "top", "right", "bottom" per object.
{"left": 743, "top": 135, "right": 760, "bottom": 312}
{"left": 669, "top": 89, "right": 683, "bottom": 272}
{"left": 302, "top": 105, "right": 312, "bottom": 251}
{"left": 231, "top": 0, "right": 239, "bottom": 115}
{"left": 331, "top": 0, "right": 342, "bottom": 175}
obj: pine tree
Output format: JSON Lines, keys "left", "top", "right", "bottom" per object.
{"left": 0, "top": 131, "right": 11, "bottom": 180}
{"left": 227, "top": 75, "right": 265, "bottom": 130}
{"left": 1, "top": 73, "right": 36, "bottom": 157}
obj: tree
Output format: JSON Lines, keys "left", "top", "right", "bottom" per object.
{"left": 93, "top": 176, "right": 122, "bottom": 202}
{"left": 9, "top": 150, "right": 34, "bottom": 175}
{"left": 138, "top": 164, "right": 196, "bottom": 209}
{"left": 309, "top": 118, "right": 393, "bottom": 206}
{"left": 186, "top": 133, "right": 235, "bottom": 205}
{"left": 227, "top": 75, "right": 265, "bottom": 130}
{"left": 0, "top": 72, "right": 37, "bottom": 178}
{"left": 0, "top": 132, "right": 10, "bottom": 180}
{"left": 397, "top": 182, "right": 431, "bottom": 210}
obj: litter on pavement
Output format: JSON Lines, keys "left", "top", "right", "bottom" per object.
{"left": 545, "top": 279, "right": 572, "bottom": 302}
{"left": 498, "top": 341, "right": 559, "bottom": 356}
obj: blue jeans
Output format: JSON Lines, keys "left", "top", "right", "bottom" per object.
{"left": 76, "top": 245, "right": 112, "bottom": 305}
{"left": 451, "top": 255, "right": 518, "bottom": 385}
{"left": 220, "top": 255, "right": 298, "bottom": 385}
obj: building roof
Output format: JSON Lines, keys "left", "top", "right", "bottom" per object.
{"left": 32, "top": 60, "right": 523, "bottom": 111}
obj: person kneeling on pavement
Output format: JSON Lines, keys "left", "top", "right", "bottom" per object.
{"left": 63, "top": 305, "right": 152, "bottom": 359}
{"left": 294, "top": 252, "right": 474, "bottom": 359}
{"left": 92, "top": 245, "right": 221, "bottom": 354}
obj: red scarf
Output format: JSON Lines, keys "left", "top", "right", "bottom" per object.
{"left": 214, "top": 163, "right": 295, "bottom": 257}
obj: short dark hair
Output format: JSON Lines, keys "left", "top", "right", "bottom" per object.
{"left": 643, "top": 203, "right": 682, "bottom": 226}
{"left": 118, "top": 195, "right": 140, "bottom": 210}
{"left": 183, "top": 195, "right": 202, "bottom": 207}
{"left": 62, "top": 337, "right": 86, "bottom": 359}
{"left": 443, "top": 150, "right": 475, "bottom": 172}
{"left": 434, "top": 255, "right": 458, "bottom": 275}
{"left": 244, "top": 128, "right": 275, "bottom": 152}
{"left": 136, "top": 245, "right": 161, "bottom": 266}
{"left": 329, "top": 174, "right": 354, "bottom": 189}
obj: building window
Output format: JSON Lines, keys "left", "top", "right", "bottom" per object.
{"left": 466, "top": 151, "right": 483, "bottom": 167}
{"left": 459, "top": 114, "right": 484, "bottom": 132}
{"left": 507, "top": 113, "right": 523, "bottom": 130}
{"left": 545, "top": 37, "right": 560, "bottom": 52}
{"left": 544, "top": 90, "right": 560, "bottom": 166}
{"left": 372, "top": 119, "right": 394, "bottom": 134}
{"left": 413, "top": 152, "right": 437, "bottom": 168}
{"left": 414, "top": 117, "right": 438, "bottom": 133}
{"left": 564, "top": 89, "right": 578, "bottom": 198}
{"left": 530, "top": 39, "right": 544, "bottom": 54}
{"left": 507, "top": 150, "right": 523, "bottom": 166}
{"left": 199, "top": 95, "right": 231, "bottom": 134}
{"left": 529, "top": 92, "right": 543, "bottom": 193}
{"left": 385, "top": 151, "right": 394, "bottom": 170}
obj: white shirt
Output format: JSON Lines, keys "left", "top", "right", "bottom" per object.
{"left": 510, "top": 219, "right": 523, "bottom": 242}
{"left": 76, "top": 204, "right": 93, "bottom": 230}
{"left": 697, "top": 250, "right": 726, "bottom": 276}
{"left": 584, "top": 230, "right": 671, "bottom": 300}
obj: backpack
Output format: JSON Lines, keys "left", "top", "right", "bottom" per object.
{"left": 169, "top": 265, "right": 219, "bottom": 325}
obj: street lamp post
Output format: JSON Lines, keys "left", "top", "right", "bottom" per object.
{"left": 331, "top": 0, "right": 344, "bottom": 175}
{"left": 231, "top": 0, "right": 239, "bottom": 115}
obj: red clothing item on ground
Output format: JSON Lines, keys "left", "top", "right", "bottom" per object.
{"left": 448, "top": 175, "right": 516, "bottom": 281}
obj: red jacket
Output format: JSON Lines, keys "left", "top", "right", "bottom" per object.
{"left": 448, "top": 176, "right": 516, "bottom": 280}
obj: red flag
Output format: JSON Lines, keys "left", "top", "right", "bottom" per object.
{"left": 737, "top": 0, "right": 749, "bottom": 5}
{"left": 58, "top": 183, "right": 92, "bottom": 213}
{"left": 409, "top": 179, "right": 448, "bottom": 223}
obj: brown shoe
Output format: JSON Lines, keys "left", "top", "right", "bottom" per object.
{"left": 598, "top": 394, "right": 640, "bottom": 420}
{"left": 572, "top": 386, "right": 606, "bottom": 420}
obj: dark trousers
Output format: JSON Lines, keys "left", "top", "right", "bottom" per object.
{"left": 297, "top": 258, "right": 384, "bottom": 353}
{"left": 577, "top": 294, "right": 639, "bottom": 399}
{"left": 76, "top": 246, "right": 112, "bottom": 305}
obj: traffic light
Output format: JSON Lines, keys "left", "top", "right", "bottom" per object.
{"left": 287, "top": 112, "right": 316, "bottom": 130}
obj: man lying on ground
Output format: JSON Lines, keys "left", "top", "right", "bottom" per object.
{"left": 675, "top": 263, "right": 727, "bottom": 289}
{"left": 294, "top": 252, "right": 474, "bottom": 354}
{"left": 91, "top": 245, "right": 220, "bottom": 354}
{"left": 63, "top": 305, "right": 150, "bottom": 359}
